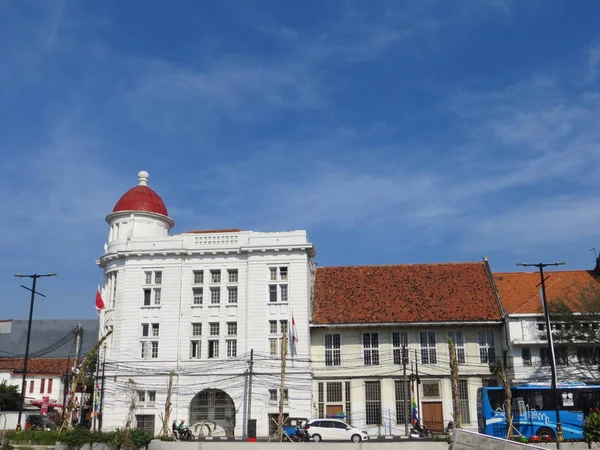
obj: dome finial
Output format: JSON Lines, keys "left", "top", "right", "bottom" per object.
{"left": 138, "top": 170, "right": 149, "bottom": 186}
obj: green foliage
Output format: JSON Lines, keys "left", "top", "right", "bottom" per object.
{"left": 0, "top": 381, "right": 21, "bottom": 412}
{"left": 584, "top": 412, "right": 600, "bottom": 445}
{"left": 547, "top": 282, "right": 600, "bottom": 343}
{"left": 5, "top": 430, "right": 60, "bottom": 445}
{"left": 6, "top": 427, "right": 153, "bottom": 450}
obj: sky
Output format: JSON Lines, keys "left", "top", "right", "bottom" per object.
{"left": 1, "top": 0, "right": 600, "bottom": 319}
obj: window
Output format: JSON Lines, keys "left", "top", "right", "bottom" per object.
{"left": 208, "top": 340, "right": 219, "bottom": 358}
{"left": 152, "top": 323, "right": 160, "bottom": 337}
{"left": 478, "top": 331, "right": 496, "bottom": 364}
{"left": 141, "top": 341, "right": 159, "bottom": 359}
{"left": 142, "top": 324, "right": 149, "bottom": 337}
{"left": 557, "top": 346, "right": 569, "bottom": 366}
{"left": 458, "top": 379, "right": 470, "bottom": 424}
{"left": 192, "top": 323, "right": 202, "bottom": 336}
{"left": 211, "top": 270, "right": 221, "bottom": 283}
{"left": 345, "top": 382, "right": 352, "bottom": 424}
{"left": 280, "top": 267, "right": 288, "bottom": 280}
{"left": 153, "top": 288, "right": 161, "bottom": 305}
{"left": 420, "top": 331, "right": 437, "bottom": 365}
{"left": 144, "top": 270, "right": 162, "bottom": 285}
{"left": 280, "top": 285, "right": 288, "bottom": 302}
{"left": 47, "top": 379, "right": 53, "bottom": 394}
{"left": 29, "top": 380, "right": 34, "bottom": 393}
{"left": 448, "top": 331, "right": 466, "bottom": 364}
{"left": 269, "top": 338, "right": 278, "bottom": 357}
{"left": 578, "top": 347, "right": 600, "bottom": 365}
{"left": 363, "top": 333, "right": 380, "bottom": 365}
{"left": 280, "top": 320, "right": 288, "bottom": 334}
{"left": 365, "top": 381, "right": 382, "bottom": 425}
{"left": 190, "top": 341, "right": 201, "bottom": 359}
{"left": 210, "top": 323, "right": 220, "bottom": 336}
{"left": 227, "top": 322, "right": 237, "bottom": 336}
{"left": 325, "top": 334, "right": 341, "bottom": 366}
{"left": 326, "top": 382, "right": 342, "bottom": 402}
{"left": 40, "top": 379, "right": 45, "bottom": 394}
{"left": 269, "top": 389, "right": 277, "bottom": 402}
{"left": 269, "top": 285, "right": 277, "bottom": 302}
{"left": 228, "top": 269, "right": 238, "bottom": 283}
{"left": 269, "top": 321, "right": 278, "bottom": 334}
{"left": 318, "top": 383, "right": 324, "bottom": 418}
{"left": 143, "top": 289, "right": 151, "bottom": 306}
{"left": 226, "top": 340, "right": 237, "bottom": 357}
{"left": 392, "top": 332, "right": 409, "bottom": 365}
{"left": 148, "top": 391, "right": 156, "bottom": 403}
{"left": 540, "top": 347, "right": 550, "bottom": 366}
{"left": 193, "top": 270, "right": 204, "bottom": 284}
{"left": 211, "top": 288, "right": 220, "bottom": 304}
{"left": 228, "top": 287, "right": 238, "bottom": 304}
{"left": 138, "top": 390, "right": 146, "bottom": 402}
{"left": 136, "top": 415, "right": 155, "bottom": 435}
{"left": 270, "top": 268, "right": 277, "bottom": 281}
{"left": 193, "top": 288, "right": 203, "bottom": 305}
{"left": 395, "top": 381, "right": 409, "bottom": 424}
{"left": 482, "top": 379, "right": 498, "bottom": 387}
{"left": 106, "top": 271, "right": 118, "bottom": 309}
{"left": 522, "top": 348, "right": 532, "bottom": 366}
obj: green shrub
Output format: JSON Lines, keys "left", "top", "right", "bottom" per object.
{"left": 584, "top": 412, "right": 600, "bottom": 446}
{"left": 5, "top": 430, "right": 59, "bottom": 445}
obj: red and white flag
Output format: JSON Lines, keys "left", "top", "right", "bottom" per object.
{"left": 95, "top": 286, "right": 106, "bottom": 315}
{"left": 289, "top": 315, "right": 299, "bottom": 357}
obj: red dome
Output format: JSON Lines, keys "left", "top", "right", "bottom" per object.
{"left": 112, "top": 171, "right": 168, "bottom": 216}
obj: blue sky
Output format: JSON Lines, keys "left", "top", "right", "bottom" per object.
{"left": 1, "top": 0, "right": 600, "bottom": 319}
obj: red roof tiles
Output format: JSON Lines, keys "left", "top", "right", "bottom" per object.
{"left": 0, "top": 358, "right": 74, "bottom": 375}
{"left": 313, "top": 262, "right": 503, "bottom": 325}
{"left": 494, "top": 270, "right": 600, "bottom": 314}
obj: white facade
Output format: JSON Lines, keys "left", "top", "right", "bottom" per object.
{"left": 98, "top": 175, "right": 315, "bottom": 437}
{"left": 506, "top": 314, "right": 600, "bottom": 384}
{"left": 310, "top": 324, "right": 504, "bottom": 436}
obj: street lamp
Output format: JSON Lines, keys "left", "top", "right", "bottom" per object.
{"left": 13, "top": 273, "right": 57, "bottom": 432}
{"left": 517, "top": 262, "right": 565, "bottom": 449}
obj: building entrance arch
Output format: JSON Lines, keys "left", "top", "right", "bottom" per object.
{"left": 189, "top": 389, "right": 236, "bottom": 437}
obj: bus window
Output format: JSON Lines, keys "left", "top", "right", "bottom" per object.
{"left": 579, "top": 390, "right": 600, "bottom": 413}
{"left": 488, "top": 390, "right": 505, "bottom": 412}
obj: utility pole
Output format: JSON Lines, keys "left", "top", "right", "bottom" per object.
{"left": 402, "top": 345, "right": 409, "bottom": 436}
{"left": 415, "top": 349, "right": 421, "bottom": 425}
{"left": 517, "top": 261, "right": 565, "bottom": 449}
{"left": 13, "top": 273, "right": 57, "bottom": 431}
{"left": 278, "top": 331, "right": 288, "bottom": 441}
{"left": 247, "top": 349, "right": 254, "bottom": 436}
{"left": 62, "top": 355, "right": 70, "bottom": 418}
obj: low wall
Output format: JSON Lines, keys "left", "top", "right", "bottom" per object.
{"left": 149, "top": 440, "right": 449, "bottom": 450}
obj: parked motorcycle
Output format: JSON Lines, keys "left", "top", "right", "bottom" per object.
{"left": 291, "top": 424, "right": 311, "bottom": 442}
{"left": 410, "top": 420, "right": 433, "bottom": 439}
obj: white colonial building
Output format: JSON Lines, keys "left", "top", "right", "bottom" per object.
{"left": 494, "top": 269, "right": 600, "bottom": 385}
{"left": 310, "top": 261, "right": 506, "bottom": 435}
{"left": 97, "top": 171, "right": 315, "bottom": 437}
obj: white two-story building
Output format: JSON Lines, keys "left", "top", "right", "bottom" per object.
{"left": 494, "top": 269, "right": 600, "bottom": 385}
{"left": 97, "top": 171, "right": 315, "bottom": 437}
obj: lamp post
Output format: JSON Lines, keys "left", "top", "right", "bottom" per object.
{"left": 517, "top": 262, "right": 565, "bottom": 449}
{"left": 13, "top": 273, "right": 57, "bottom": 432}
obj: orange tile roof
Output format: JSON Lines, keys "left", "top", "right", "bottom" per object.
{"left": 0, "top": 358, "right": 74, "bottom": 375}
{"left": 494, "top": 270, "right": 600, "bottom": 314}
{"left": 313, "top": 262, "right": 503, "bottom": 325}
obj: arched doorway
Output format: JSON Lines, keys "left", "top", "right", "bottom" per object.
{"left": 189, "top": 389, "right": 236, "bottom": 437}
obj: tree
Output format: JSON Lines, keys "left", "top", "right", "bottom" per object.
{"left": 547, "top": 281, "right": 600, "bottom": 343}
{"left": 448, "top": 338, "right": 461, "bottom": 428}
{"left": 490, "top": 361, "right": 513, "bottom": 439}
{"left": 0, "top": 381, "right": 20, "bottom": 411}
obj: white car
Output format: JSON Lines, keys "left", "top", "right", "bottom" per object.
{"left": 305, "top": 418, "right": 369, "bottom": 443}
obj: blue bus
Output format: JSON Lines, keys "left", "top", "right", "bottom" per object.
{"left": 477, "top": 382, "right": 600, "bottom": 441}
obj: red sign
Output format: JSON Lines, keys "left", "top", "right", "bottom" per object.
{"left": 41, "top": 396, "right": 49, "bottom": 416}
